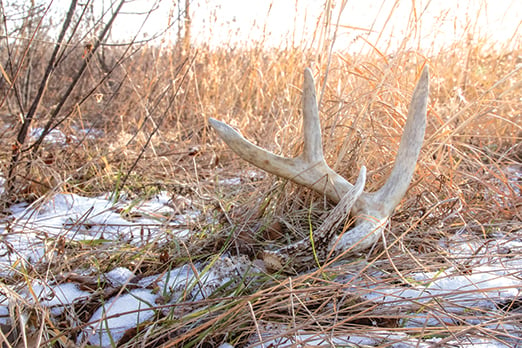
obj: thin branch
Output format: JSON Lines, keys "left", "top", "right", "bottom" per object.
{"left": 5, "top": 0, "right": 78, "bottom": 196}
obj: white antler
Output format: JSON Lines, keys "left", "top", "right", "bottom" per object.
{"left": 209, "top": 66, "right": 429, "bottom": 271}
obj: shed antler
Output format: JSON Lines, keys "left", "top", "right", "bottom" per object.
{"left": 209, "top": 66, "right": 429, "bottom": 270}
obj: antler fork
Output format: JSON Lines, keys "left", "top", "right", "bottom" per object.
{"left": 209, "top": 66, "right": 429, "bottom": 271}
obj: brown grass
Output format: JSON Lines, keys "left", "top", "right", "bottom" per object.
{"left": 0, "top": 1, "right": 520, "bottom": 347}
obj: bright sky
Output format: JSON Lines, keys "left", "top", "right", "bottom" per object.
{"left": 106, "top": 0, "right": 521, "bottom": 54}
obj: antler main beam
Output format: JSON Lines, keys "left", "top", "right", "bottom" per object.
{"left": 209, "top": 66, "right": 429, "bottom": 270}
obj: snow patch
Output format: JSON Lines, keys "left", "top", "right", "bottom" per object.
{"left": 30, "top": 127, "right": 77, "bottom": 145}
{"left": 1, "top": 191, "right": 200, "bottom": 276}
{"left": 105, "top": 267, "right": 135, "bottom": 287}
{"left": 80, "top": 289, "right": 158, "bottom": 347}
{"left": 24, "top": 281, "right": 90, "bottom": 316}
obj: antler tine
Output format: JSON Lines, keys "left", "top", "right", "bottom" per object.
{"left": 365, "top": 65, "right": 429, "bottom": 216}
{"left": 207, "top": 118, "right": 295, "bottom": 175}
{"left": 339, "top": 66, "right": 429, "bottom": 254}
{"left": 301, "top": 68, "right": 323, "bottom": 163}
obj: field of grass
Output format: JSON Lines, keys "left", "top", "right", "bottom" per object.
{"left": 0, "top": 1, "right": 520, "bottom": 347}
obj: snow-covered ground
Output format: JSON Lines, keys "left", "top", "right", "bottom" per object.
{"left": 0, "top": 181, "right": 520, "bottom": 347}
{"left": 1, "top": 191, "right": 195, "bottom": 276}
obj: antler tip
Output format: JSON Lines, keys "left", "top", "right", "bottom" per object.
{"left": 208, "top": 117, "right": 219, "bottom": 126}
{"left": 420, "top": 64, "right": 429, "bottom": 81}
{"left": 303, "top": 67, "right": 314, "bottom": 84}
{"left": 208, "top": 117, "right": 226, "bottom": 132}
{"left": 208, "top": 118, "right": 236, "bottom": 140}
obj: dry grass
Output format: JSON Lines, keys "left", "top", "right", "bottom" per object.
{"left": 0, "top": 1, "right": 521, "bottom": 347}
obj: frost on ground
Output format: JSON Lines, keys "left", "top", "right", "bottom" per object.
{"left": 0, "top": 187, "right": 520, "bottom": 347}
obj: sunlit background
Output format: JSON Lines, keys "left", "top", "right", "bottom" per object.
{"left": 106, "top": 0, "right": 521, "bottom": 54}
